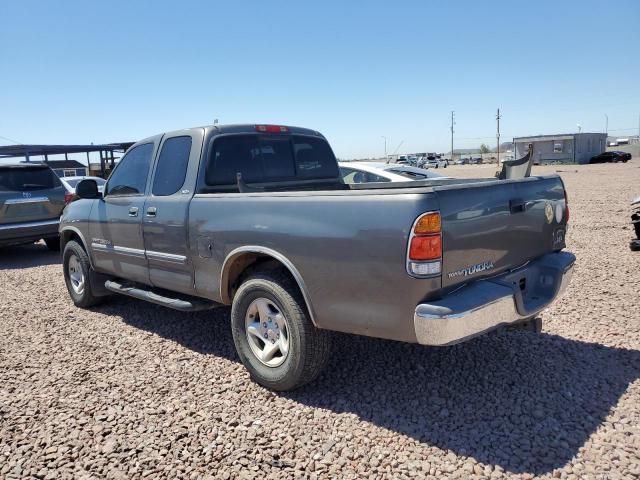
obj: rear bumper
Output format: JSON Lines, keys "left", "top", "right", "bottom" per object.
{"left": 414, "top": 251, "right": 575, "bottom": 346}
{"left": 0, "top": 219, "right": 59, "bottom": 246}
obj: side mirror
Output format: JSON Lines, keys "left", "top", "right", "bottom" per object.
{"left": 76, "top": 179, "right": 102, "bottom": 199}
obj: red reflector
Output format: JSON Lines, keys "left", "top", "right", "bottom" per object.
{"left": 409, "top": 234, "right": 442, "bottom": 261}
{"left": 256, "top": 125, "right": 289, "bottom": 133}
{"left": 64, "top": 192, "right": 74, "bottom": 204}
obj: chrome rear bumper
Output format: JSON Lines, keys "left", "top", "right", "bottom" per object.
{"left": 414, "top": 251, "right": 575, "bottom": 346}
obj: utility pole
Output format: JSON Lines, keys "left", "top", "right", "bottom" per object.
{"left": 605, "top": 114, "right": 608, "bottom": 136}
{"left": 381, "top": 136, "right": 387, "bottom": 160}
{"left": 450, "top": 111, "right": 455, "bottom": 162}
{"left": 496, "top": 108, "right": 501, "bottom": 167}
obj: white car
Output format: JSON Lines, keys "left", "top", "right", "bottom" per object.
{"left": 418, "top": 156, "right": 448, "bottom": 169}
{"left": 339, "top": 162, "right": 449, "bottom": 184}
{"left": 60, "top": 176, "right": 106, "bottom": 195}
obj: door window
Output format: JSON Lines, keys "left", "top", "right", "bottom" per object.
{"left": 152, "top": 136, "right": 192, "bottom": 196}
{"left": 106, "top": 143, "right": 154, "bottom": 196}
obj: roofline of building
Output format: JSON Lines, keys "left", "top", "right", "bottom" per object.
{"left": 513, "top": 132, "right": 607, "bottom": 141}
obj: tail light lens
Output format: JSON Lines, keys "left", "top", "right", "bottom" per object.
{"left": 409, "top": 235, "right": 442, "bottom": 260}
{"left": 407, "top": 211, "right": 442, "bottom": 277}
{"left": 256, "top": 125, "right": 289, "bottom": 133}
{"left": 64, "top": 192, "right": 74, "bottom": 204}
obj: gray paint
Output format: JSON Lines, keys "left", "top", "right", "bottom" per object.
{"left": 60, "top": 124, "right": 572, "bottom": 344}
{"left": 0, "top": 163, "right": 66, "bottom": 246}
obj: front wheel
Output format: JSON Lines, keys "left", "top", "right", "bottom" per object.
{"left": 230, "top": 271, "right": 332, "bottom": 391}
{"left": 63, "top": 240, "right": 103, "bottom": 308}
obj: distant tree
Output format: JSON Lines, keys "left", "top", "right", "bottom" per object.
{"left": 479, "top": 144, "right": 491, "bottom": 154}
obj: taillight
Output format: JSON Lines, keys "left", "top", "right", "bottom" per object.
{"left": 407, "top": 211, "right": 442, "bottom": 277}
{"left": 64, "top": 192, "right": 74, "bottom": 204}
{"left": 255, "top": 125, "right": 289, "bottom": 133}
{"left": 409, "top": 235, "right": 442, "bottom": 260}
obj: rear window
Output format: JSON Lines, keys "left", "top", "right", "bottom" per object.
{"left": 0, "top": 167, "right": 60, "bottom": 191}
{"left": 205, "top": 134, "right": 338, "bottom": 186}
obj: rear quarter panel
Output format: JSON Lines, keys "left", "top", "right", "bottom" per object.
{"left": 189, "top": 191, "right": 441, "bottom": 343}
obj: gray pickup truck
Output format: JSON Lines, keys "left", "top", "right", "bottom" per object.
{"left": 59, "top": 124, "right": 575, "bottom": 390}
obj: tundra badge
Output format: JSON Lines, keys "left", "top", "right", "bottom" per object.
{"left": 447, "top": 260, "right": 495, "bottom": 279}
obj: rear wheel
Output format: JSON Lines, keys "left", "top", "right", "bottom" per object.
{"left": 44, "top": 236, "right": 60, "bottom": 251}
{"left": 63, "top": 240, "right": 103, "bottom": 308}
{"left": 230, "top": 270, "right": 332, "bottom": 391}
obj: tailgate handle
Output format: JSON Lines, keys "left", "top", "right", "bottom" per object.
{"left": 509, "top": 199, "right": 526, "bottom": 214}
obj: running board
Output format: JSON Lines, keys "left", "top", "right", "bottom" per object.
{"left": 104, "top": 280, "right": 219, "bottom": 312}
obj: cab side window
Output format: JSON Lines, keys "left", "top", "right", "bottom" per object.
{"left": 106, "top": 143, "right": 154, "bottom": 196}
{"left": 152, "top": 136, "right": 192, "bottom": 196}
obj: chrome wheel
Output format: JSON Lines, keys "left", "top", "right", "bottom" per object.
{"left": 68, "top": 254, "right": 85, "bottom": 295}
{"left": 245, "top": 297, "right": 290, "bottom": 367}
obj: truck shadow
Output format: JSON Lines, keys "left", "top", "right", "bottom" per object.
{"left": 0, "top": 242, "right": 61, "bottom": 269}
{"left": 105, "top": 300, "right": 640, "bottom": 476}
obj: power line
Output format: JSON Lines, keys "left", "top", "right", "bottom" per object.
{"left": 0, "top": 134, "right": 23, "bottom": 145}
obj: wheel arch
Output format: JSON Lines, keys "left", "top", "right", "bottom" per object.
{"left": 60, "top": 227, "right": 93, "bottom": 268}
{"left": 220, "top": 246, "right": 318, "bottom": 326}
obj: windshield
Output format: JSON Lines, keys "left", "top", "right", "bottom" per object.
{"left": 387, "top": 169, "right": 429, "bottom": 180}
{"left": 0, "top": 167, "right": 60, "bottom": 191}
{"left": 65, "top": 178, "right": 105, "bottom": 188}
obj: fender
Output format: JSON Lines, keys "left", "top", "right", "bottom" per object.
{"left": 220, "top": 246, "right": 318, "bottom": 326}
{"left": 60, "top": 226, "right": 94, "bottom": 268}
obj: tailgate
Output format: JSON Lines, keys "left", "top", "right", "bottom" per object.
{"left": 0, "top": 166, "right": 66, "bottom": 225}
{"left": 436, "top": 175, "right": 568, "bottom": 289}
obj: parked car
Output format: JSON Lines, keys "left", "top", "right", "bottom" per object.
{"left": 0, "top": 162, "right": 66, "bottom": 250}
{"left": 420, "top": 155, "right": 448, "bottom": 169}
{"left": 339, "top": 162, "right": 448, "bottom": 183}
{"left": 60, "top": 176, "right": 106, "bottom": 198}
{"left": 590, "top": 151, "right": 631, "bottom": 163}
{"left": 631, "top": 195, "right": 640, "bottom": 251}
{"left": 60, "top": 123, "right": 575, "bottom": 391}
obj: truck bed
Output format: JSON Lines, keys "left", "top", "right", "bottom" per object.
{"left": 189, "top": 174, "right": 568, "bottom": 343}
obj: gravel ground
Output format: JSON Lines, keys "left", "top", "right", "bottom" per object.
{"left": 1, "top": 162, "right": 639, "bottom": 479}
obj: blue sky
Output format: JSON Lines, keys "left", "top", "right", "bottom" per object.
{"left": 1, "top": 0, "right": 639, "bottom": 159}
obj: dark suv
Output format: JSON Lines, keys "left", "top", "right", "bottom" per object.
{"left": 0, "top": 163, "right": 66, "bottom": 250}
{"left": 590, "top": 151, "right": 631, "bottom": 163}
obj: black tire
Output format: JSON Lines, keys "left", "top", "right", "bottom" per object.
{"left": 63, "top": 240, "right": 103, "bottom": 308}
{"left": 230, "top": 270, "right": 332, "bottom": 391}
{"left": 44, "top": 236, "right": 60, "bottom": 251}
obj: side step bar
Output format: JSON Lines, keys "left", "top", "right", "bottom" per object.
{"left": 104, "top": 280, "right": 219, "bottom": 312}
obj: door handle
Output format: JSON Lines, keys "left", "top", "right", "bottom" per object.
{"left": 146, "top": 207, "right": 157, "bottom": 217}
{"left": 128, "top": 207, "right": 139, "bottom": 217}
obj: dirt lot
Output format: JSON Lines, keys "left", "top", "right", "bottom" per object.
{"left": 1, "top": 162, "right": 639, "bottom": 479}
